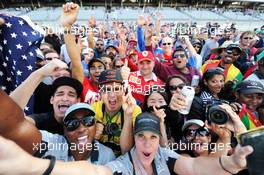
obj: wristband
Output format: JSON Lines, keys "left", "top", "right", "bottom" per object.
{"left": 43, "top": 155, "right": 56, "bottom": 175}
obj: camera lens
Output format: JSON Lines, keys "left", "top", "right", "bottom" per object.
{"left": 208, "top": 106, "right": 229, "bottom": 125}
{"left": 104, "top": 123, "right": 120, "bottom": 136}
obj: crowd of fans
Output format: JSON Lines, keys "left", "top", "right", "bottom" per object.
{"left": 0, "top": 2, "right": 264, "bottom": 175}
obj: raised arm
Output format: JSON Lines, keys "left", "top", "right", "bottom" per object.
{"left": 60, "top": 3, "right": 84, "bottom": 83}
{"left": 0, "top": 90, "right": 41, "bottom": 154}
{"left": 9, "top": 59, "right": 67, "bottom": 110}
{"left": 88, "top": 17, "right": 96, "bottom": 49}
{"left": 0, "top": 135, "right": 112, "bottom": 175}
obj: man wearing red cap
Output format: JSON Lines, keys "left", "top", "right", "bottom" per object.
{"left": 122, "top": 51, "right": 164, "bottom": 106}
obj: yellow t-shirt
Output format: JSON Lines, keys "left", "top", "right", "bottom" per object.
{"left": 92, "top": 101, "right": 141, "bottom": 154}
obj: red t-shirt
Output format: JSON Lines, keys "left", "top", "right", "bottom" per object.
{"left": 81, "top": 77, "right": 100, "bottom": 104}
{"left": 128, "top": 71, "right": 164, "bottom": 106}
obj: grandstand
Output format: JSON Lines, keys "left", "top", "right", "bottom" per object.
{"left": 0, "top": 0, "right": 263, "bottom": 30}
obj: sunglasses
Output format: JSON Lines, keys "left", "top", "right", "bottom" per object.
{"left": 45, "top": 57, "right": 59, "bottom": 61}
{"left": 184, "top": 127, "right": 210, "bottom": 140}
{"left": 162, "top": 43, "right": 172, "bottom": 46}
{"left": 169, "top": 84, "right": 185, "bottom": 91}
{"left": 173, "top": 54, "right": 186, "bottom": 59}
{"left": 225, "top": 49, "right": 240, "bottom": 56}
{"left": 96, "top": 43, "right": 104, "bottom": 46}
{"left": 193, "top": 45, "right": 201, "bottom": 49}
{"left": 243, "top": 37, "right": 253, "bottom": 40}
{"left": 90, "top": 66, "right": 105, "bottom": 72}
{"left": 64, "top": 116, "right": 95, "bottom": 131}
{"left": 115, "top": 65, "right": 123, "bottom": 69}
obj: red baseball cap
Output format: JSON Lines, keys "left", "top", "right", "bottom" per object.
{"left": 138, "top": 51, "right": 155, "bottom": 62}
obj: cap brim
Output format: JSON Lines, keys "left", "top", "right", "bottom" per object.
{"left": 138, "top": 58, "right": 154, "bottom": 63}
{"left": 134, "top": 127, "right": 161, "bottom": 136}
{"left": 239, "top": 89, "right": 264, "bottom": 94}
{"left": 99, "top": 80, "right": 123, "bottom": 85}
{"left": 64, "top": 107, "right": 95, "bottom": 122}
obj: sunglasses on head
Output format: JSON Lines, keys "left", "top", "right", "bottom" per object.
{"left": 169, "top": 84, "right": 185, "bottom": 91}
{"left": 184, "top": 127, "right": 210, "bottom": 139}
{"left": 173, "top": 54, "right": 186, "bottom": 59}
{"left": 64, "top": 115, "right": 95, "bottom": 132}
{"left": 162, "top": 43, "right": 172, "bottom": 46}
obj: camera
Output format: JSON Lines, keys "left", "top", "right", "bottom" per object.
{"left": 205, "top": 100, "right": 229, "bottom": 125}
{"left": 104, "top": 123, "right": 121, "bottom": 136}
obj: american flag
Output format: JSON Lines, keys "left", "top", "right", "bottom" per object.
{"left": 0, "top": 14, "right": 44, "bottom": 114}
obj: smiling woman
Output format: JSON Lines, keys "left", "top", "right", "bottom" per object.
{"left": 200, "top": 67, "right": 225, "bottom": 104}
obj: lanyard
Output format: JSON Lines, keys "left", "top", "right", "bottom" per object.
{"left": 128, "top": 151, "right": 158, "bottom": 175}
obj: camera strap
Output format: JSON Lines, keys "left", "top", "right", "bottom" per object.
{"left": 102, "top": 104, "right": 124, "bottom": 141}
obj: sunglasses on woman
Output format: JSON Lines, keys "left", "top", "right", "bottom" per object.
{"left": 169, "top": 84, "right": 185, "bottom": 91}
{"left": 64, "top": 115, "right": 95, "bottom": 132}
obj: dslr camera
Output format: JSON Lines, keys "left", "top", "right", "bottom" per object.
{"left": 205, "top": 100, "right": 229, "bottom": 125}
{"left": 104, "top": 123, "right": 121, "bottom": 136}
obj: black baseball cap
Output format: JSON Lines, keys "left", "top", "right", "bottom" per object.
{"left": 99, "top": 69, "right": 123, "bottom": 85}
{"left": 134, "top": 112, "right": 161, "bottom": 136}
{"left": 88, "top": 58, "right": 106, "bottom": 70}
{"left": 236, "top": 80, "right": 264, "bottom": 94}
{"left": 225, "top": 44, "right": 242, "bottom": 53}
{"left": 52, "top": 77, "right": 83, "bottom": 97}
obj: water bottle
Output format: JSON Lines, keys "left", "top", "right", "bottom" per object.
{"left": 191, "top": 75, "right": 200, "bottom": 87}
{"left": 178, "top": 86, "right": 195, "bottom": 115}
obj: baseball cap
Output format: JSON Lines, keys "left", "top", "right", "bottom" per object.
{"left": 225, "top": 44, "right": 242, "bottom": 53}
{"left": 191, "top": 39, "right": 202, "bottom": 46}
{"left": 212, "top": 42, "right": 241, "bottom": 55}
{"left": 110, "top": 31, "right": 116, "bottom": 35}
{"left": 182, "top": 119, "right": 208, "bottom": 132}
{"left": 51, "top": 77, "right": 83, "bottom": 97}
{"left": 99, "top": 69, "right": 123, "bottom": 85}
{"left": 134, "top": 112, "right": 161, "bottom": 136}
{"left": 88, "top": 58, "right": 106, "bottom": 70}
{"left": 64, "top": 103, "right": 95, "bottom": 122}
{"left": 236, "top": 80, "right": 264, "bottom": 94}
{"left": 128, "top": 39, "right": 137, "bottom": 45}
{"left": 138, "top": 51, "right": 155, "bottom": 63}
{"left": 105, "top": 44, "right": 119, "bottom": 53}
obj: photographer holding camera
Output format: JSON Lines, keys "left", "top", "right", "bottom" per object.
{"left": 92, "top": 69, "right": 142, "bottom": 156}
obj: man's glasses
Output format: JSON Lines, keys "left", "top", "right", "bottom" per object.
{"left": 243, "top": 37, "right": 253, "bottom": 40}
{"left": 173, "top": 54, "right": 186, "bottom": 59}
{"left": 162, "top": 43, "right": 172, "bottom": 46}
{"left": 64, "top": 116, "right": 95, "bottom": 132}
{"left": 169, "top": 84, "right": 185, "bottom": 91}
{"left": 225, "top": 49, "right": 240, "bottom": 57}
{"left": 184, "top": 127, "right": 210, "bottom": 140}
